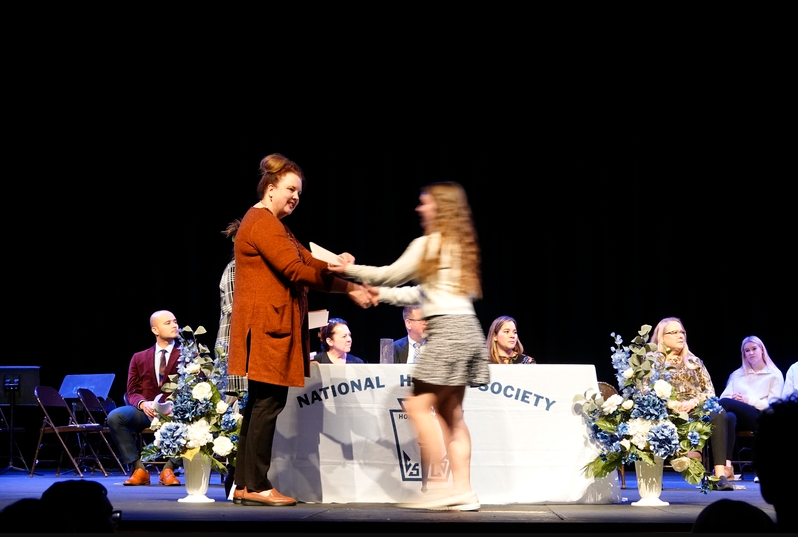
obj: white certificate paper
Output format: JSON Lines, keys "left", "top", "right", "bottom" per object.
{"left": 308, "top": 310, "right": 329, "bottom": 330}
{"left": 309, "top": 242, "right": 340, "bottom": 266}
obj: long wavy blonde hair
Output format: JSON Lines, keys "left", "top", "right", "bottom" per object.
{"left": 415, "top": 182, "right": 482, "bottom": 299}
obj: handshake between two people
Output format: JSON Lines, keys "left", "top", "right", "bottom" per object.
{"left": 329, "top": 252, "right": 379, "bottom": 310}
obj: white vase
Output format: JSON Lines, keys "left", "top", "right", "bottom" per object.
{"left": 178, "top": 453, "right": 215, "bottom": 503}
{"left": 632, "top": 456, "right": 669, "bottom": 507}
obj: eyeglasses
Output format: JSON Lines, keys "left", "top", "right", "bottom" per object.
{"left": 407, "top": 319, "right": 427, "bottom": 323}
{"left": 664, "top": 330, "right": 686, "bottom": 336}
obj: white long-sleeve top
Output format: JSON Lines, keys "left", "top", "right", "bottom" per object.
{"left": 720, "top": 365, "right": 784, "bottom": 410}
{"left": 783, "top": 362, "right": 797, "bottom": 398}
{"left": 344, "top": 233, "right": 475, "bottom": 318}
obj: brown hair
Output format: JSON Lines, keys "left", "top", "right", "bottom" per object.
{"left": 256, "top": 153, "right": 305, "bottom": 200}
{"left": 416, "top": 182, "right": 482, "bottom": 299}
{"left": 320, "top": 318, "right": 349, "bottom": 352}
{"left": 486, "top": 316, "right": 525, "bottom": 364}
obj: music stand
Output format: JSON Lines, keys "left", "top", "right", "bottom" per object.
{"left": 0, "top": 365, "right": 40, "bottom": 474}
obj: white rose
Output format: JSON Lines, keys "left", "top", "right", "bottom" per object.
{"left": 186, "top": 362, "right": 201, "bottom": 374}
{"left": 216, "top": 401, "right": 229, "bottom": 414}
{"left": 653, "top": 379, "right": 673, "bottom": 399}
{"left": 212, "top": 436, "right": 235, "bottom": 457}
{"left": 601, "top": 394, "right": 624, "bottom": 414}
{"left": 192, "top": 382, "right": 213, "bottom": 401}
{"left": 622, "top": 368, "right": 634, "bottom": 379}
{"left": 670, "top": 456, "right": 690, "bottom": 472}
{"left": 622, "top": 399, "right": 634, "bottom": 410}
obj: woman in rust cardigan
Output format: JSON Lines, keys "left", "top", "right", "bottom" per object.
{"left": 228, "top": 153, "right": 372, "bottom": 507}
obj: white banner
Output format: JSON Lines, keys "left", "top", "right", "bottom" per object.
{"left": 270, "top": 363, "right": 620, "bottom": 504}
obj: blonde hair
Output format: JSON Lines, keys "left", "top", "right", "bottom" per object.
{"left": 486, "top": 316, "right": 524, "bottom": 364}
{"left": 650, "top": 317, "right": 693, "bottom": 363}
{"left": 416, "top": 182, "right": 482, "bottom": 298}
{"left": 740, "top": 335, "right": 780, "bottom": 375}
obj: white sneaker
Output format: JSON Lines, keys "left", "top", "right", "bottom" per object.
{"left": 754, "top": 476, "right": 760, "bottom": 483}
{"left": 398, "top": 490, "right": 479, "bottom": 511}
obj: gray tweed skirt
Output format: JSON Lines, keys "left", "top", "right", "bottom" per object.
{"left": 412, "top": 314, "right": 490, "bottom": 387}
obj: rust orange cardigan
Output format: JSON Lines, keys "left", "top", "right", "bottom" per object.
{"left": 228, "top": 206, "right": 349, "bottom": 387}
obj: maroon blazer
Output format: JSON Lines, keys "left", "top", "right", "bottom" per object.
{"left": 125, "top": 344, "right": 181, "bottom": 410}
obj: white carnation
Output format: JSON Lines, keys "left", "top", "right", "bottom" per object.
{"left": 627, "top": 418, "right": 653, "bottom": 450}
{"left": 186, "top": 419, "right": 213, "bottom": 448}
{"left": 212, "top": 436, "right": 235, "bottom": 457}
{"left": 192, "top": 382, "right": 213, "bottom": 401}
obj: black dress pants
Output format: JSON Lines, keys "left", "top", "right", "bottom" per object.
{"left": 235, "top": 379, "right": 289, "bottom": 491}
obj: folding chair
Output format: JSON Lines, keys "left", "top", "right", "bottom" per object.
{"left": 597, "top": 381, "right": 626, "bottom": 489}
{"left": 29, "top": 385, "right": 111, "bottom": 478}
{"left": 122, "top": 392, "right": 167, "bottom": 474}
{"left": 76, "top": 388, "right": 127, "bottom": 476}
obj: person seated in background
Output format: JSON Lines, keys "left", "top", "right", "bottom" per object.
{"left": 313, "top": 318, "right": 365, "bottom": 364}
{"left": 691, "top": 498, "right": 776, "bottom": 532}
{"left": 718, "top": 335, "right": 783, "bottom": 480}
{"left": 486, "top": 315, "right": 536, "bottom": 364}
{"left": 107, "top": 310, "right": 182, "bottom": 486}
{"left": 755, "top": 393, "right": 798, "bottom": 532}
{"left": 393, "top": 305, "right": 427, "bottom": 364}
{"left": 649, "top": 317, "right": 734, "bottom": 491}
{"left": 782, "top": 361, "right": 797, "bottom": 398}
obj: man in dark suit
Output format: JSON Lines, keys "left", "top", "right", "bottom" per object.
{"left": 392, "top": 305, "right": 427, "bottom": 364}
{"left": 107, "top": 310, "right": 182, "bottom": 486}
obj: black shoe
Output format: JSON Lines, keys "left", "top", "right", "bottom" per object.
{"left": 716, "top": 475, "right": 734, "bottom": 491}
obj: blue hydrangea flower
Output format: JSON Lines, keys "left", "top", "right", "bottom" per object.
{"left": 616, "top": 422, "right": 629, "bottom": 436}
{"left": 154, "top": 422, "right": 188, "bottom": 457}
{"left": 688, "top": 430, "right": 701, "bottom": 446}
{"left": 172, "top": 390, "right": 213, "bottom": 422}
{"left": 648, "top": 421, "right": 680, "bottom": 459}
{"left": 630, "top": 393, "right": 669, "bottom": 421}
{"left": 702, "top": 396, "right": 723, "bottom": 414}
{"left": 221, "top": 409, "right": 239, "bottom": 431}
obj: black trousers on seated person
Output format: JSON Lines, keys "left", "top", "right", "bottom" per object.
{"left": 718, "top": 398, "right": 762, "bottom": 432}
{"left": 708, "top": 408, "right": 736, "bottom": 466}
{"left": 235, "top": 379, "right": 288, "bottom": 492}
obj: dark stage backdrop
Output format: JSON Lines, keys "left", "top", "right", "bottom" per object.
{"left": 7, "top": 86, "right": 794, "bottom": 427}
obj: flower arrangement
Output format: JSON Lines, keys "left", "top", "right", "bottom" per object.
{"left": 573, "top": 324, "right": 723, "bottom": 491}
{"left": 142, "top": 326, "right": 245, "bottom": 472}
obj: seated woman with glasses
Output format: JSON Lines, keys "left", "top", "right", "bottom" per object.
{"left": 486, "top": 315, "right": 536, "bottom": 364}
{"left": 718, "top": 336, "right": 783, "bottom": 478}
{"left": 313, "top": 318, "right": 365, "bottom": 364}
{"left": 649, "top": 317, "right": 735, "bottom": 490}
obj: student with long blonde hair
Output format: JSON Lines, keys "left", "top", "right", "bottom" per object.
{"left": 330, "top": 181, "right": 489, "bottom": 510}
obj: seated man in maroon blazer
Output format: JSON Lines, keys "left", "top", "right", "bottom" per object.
{"left": 107, "top": 310, "right": 182, "bottom": 486}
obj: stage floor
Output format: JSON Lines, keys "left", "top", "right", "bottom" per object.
{"left": 0, "top": 465, "right": 774, "bottom": 533}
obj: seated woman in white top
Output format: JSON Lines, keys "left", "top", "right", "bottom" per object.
{"left": 782, "top": 361, "right": 797, "bottom": 398}
{"left": 719, "top": 335, "right": 784, "bottom": 464}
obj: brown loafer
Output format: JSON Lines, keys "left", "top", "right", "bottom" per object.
{"left": 241, "top": 488, "right": 297, "bottom": 506}
{"left": 159, "top": 468, "right": 181, "bottom": 486}
{"left": 123, "top": 468, "right": 151, "bottom": 486}
{"left": 233, "top": 487, "right": 247, "bottom": 504}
